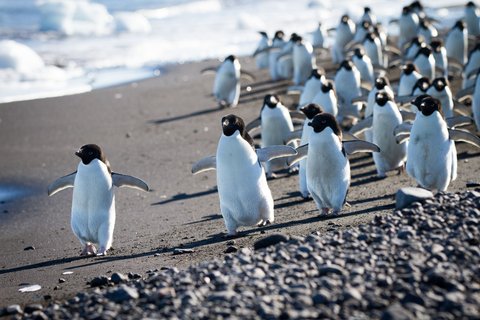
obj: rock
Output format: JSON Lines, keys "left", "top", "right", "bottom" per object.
{"left": 395, "top": 187, "right": 433, "bottom": 209}
{"left": 224, "top": 246, "right": 238, "bottom": 253}
{"left": 89, "top": 275, "right": 109, "bottom": 287}
{"left": 318, "top": 264, "right": 346, "bottom": 276}
{"left": 5, "top": 304, "right": 22, "bottom": 315}
{"left": 111, "top": 272, "right": 128, "bottom": 284}
{"left": 23, "top": 246, "right": 35, "bottom": 251}
{"left": 58, "top": 278, "right": 66, "bottom": 283}
{"left": 173, "top": 248, "right": 195, "bottom": 255}
{"left": 381, "top": 302, "right": 415, "bottom": 320}
{"left": 253, "top": 234, "right": 289, "bottom": 250}
{"left": 24, "top": 304, "right": 43, "bottom": 313}
{"left": 105, "top": 285, "right": 139, "bottom": 303}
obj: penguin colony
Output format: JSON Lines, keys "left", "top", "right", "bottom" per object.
{"left": 50, "top": 1, "right": 480, "bottom": 253}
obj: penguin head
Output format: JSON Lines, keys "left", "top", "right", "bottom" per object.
{"left": 413, "top": 77, "right": 431, "bottom": 93}
{"left": 416, "top": 46, "right": 432, "bottom": 57}
{"left": 453, "top": 20, "right": 466, "bottom": 31}
{"left": 321, "top": 80, "right": 334, "bottom": 93}
{"left": 402, "top": 63, "right": 418, "bottom": 75}
{"left": 410, "top": 36, "right": 425, "bottom": 47}
{"left": 225, "top": 55, "right": 237, "bottom": 63}
{"left": 430, "top": 39, "right": 443, "bottom": 52}
{"left": 410, "top": 94, "right": 431, "bottom": 111}
{"left": 221, "top": 114, "right": 245, "bottom": 137}
{"left": 341, "top": 15, "right": 351, "bottom": 24}
{"left": 76, "top": 144, "right": 106, "bottom": 165}
{"left": 365, "top": 32, "right": 376, "bottom": 42}
{"left": 263, "top": 94, "right": 280, "bottom": 109}
{"left": 310, "top": 68, "right": 324, "bottom": 80}
{"left": 374, "top": 77, "right": 390, "bottom": 90}
{"left": 419, "top": 96, "right": 442, "bottom": 117}
{"left": 402, "top": 6, "right": 412, "bottom": 15}
{"left": 308, "top": 113, "right": 342, "bottom": 138}
{"left": 300, "top": 103, "right": 324, "bottom": 120}
{"left": 338, "top": 60, "right": 354, "bottom": 71}
{"left": 466, "top": 2, "right": 476, "bottom": 8}
{"left": 353, "top": 47, "right": 365, "bottom": 58}
{"left": 289, "top": 33, "right": 300, "bottom": 42}
{"left": 432, "top": 77, "right": 448, "bottom": 91}
{"left": 375, "top": 91, "right": 392, "bottom": 107}
{"left": 273, "top": 30, "right": 285, "bottom": 40}
{"left": 360, "top": 20, "right": 371, "bottom": 31}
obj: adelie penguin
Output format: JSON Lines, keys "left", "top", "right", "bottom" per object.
{"left": 311, "top": 80, "right": 338, "bottom": 117}
{"left": 287, "top": 113, "right": 380, "bottom": 215}
{"left": 48, "top": 144, "right": 149, "bottom": 256}
{"left": 398, "top": 63, "right": 422, "bottom": 97}
{"left": 445, "top": 20, "right": 468, "bottom": 66}
{"left": 352, "top": 47, "right": 374, "bottom": 87}
{"left": 397, "top": 96, "right": 480, "bottom": 191}
{"left": 253, "top": 31, "right": 270, "bottom": 69}
{"left": 334, "top": 60, "right": 362, "bottom": 121}
{"left": 191, "top": 114, "right": 296, "bottom": 236}
{"left": 331, "top": 15, "right": 355, "bottom": 64}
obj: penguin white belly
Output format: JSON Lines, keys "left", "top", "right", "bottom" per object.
{"left": 372, "top": 113, "right": 407, "bottom": 176}
{"left": 71, "top": 160, "right": 115, "bottom": 248}
{"left": 398, "top": 73, "right": 421, "bottom": 97}
{"left": 261, "top": 115, "right": 294, "bottom": 173}
{"left": 407, "top": 124, "right": 452, "bottom": 191}
{"left": 299, "top": 78, "right": 321, "bottom": 106}
{"left": 446, "top": 30, "right": 467, "bottom": 64}
{"left": 311, "top": 91, "right": 337, "bottom": 117}
{"left": 293, "top": 46, "right": 314, "bottom": 85}
{"left": 216, "top": 137, "right": 273, "bottom": 234}
{"left": 299, "top": 122, "right": 313, "bottom": 198}
{"left": 307, "top": 132, "right": 349, "bottom": 212}
{"left": 336, "top": 73, "right": 361, "bottom": 118}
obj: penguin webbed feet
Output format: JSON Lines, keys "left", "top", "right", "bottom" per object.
{"left": 80, "top": 243, "right": 98, "bottom": 256}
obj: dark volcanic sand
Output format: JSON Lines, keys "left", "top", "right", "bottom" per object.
{"left": 0, "top": 57, "right": 479, "bottom": 310}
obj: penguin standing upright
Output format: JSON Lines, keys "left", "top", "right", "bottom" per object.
{"left": 398, "top": 63, "right": 422, "bottom": 97}
{"left": 269, "top": 31, "right": 286, "bottom": 81}
{"left": 445, "top": 20, "right": 468, "bottom": 65}
{"left": 331, "top": 15, "right": 355, "bottom": 64}
{"left": 192, "top": 115, "right": 296, "bottom": 236}
{"left": 352, "top": 47, "right": 375, "bottom": 86}
{"left": 288, "top": 113, "right": 379, "bottom": 214}
{"left": 398, "top": 6, "right": 419, "bottom": 48}
{"left": 335, "top": 60, "right": 362, "bottom": 121}
{"left": 212, "top": 55, "right": 241, "bottom": 108}
{"left": 463, "top": 44, "right": 480, "bottom": 89}
{"left": 465, "top": 1, "right": 480, "bottom": 36}
{"left": 293, "top": 36, "right": 316, "bottom": 85}
{"left": 312, "top": 22, "right": 327, "bottom": 49}
{"left": 364, "top": 77, "right": 395, "bottom": 142}
{"left": 276, "top": 33, "right": 298, "bottom": 80}
{"left": 472, "top": 71, "right": 480, "bottom": 131}
{"left": 404, "top": 36, "right": 425, "bottom": 62}
{"left": 363, "top": 32, "right": 384, "bottom": 68}
{"left": 427, "top": 77, "right": 454, "bottom": 118}
{"left": 353, "top": 20, "right": 371, "bottom": 44}
{"left": 430, "top": 39, "right": 448, "bottom": 78}
{"left": 311, "top": 80, "right": 338, "bottom": 117}
{"left": 418, "top": 19, "right": 438, "bottom": 43}
{"left": 298, "top": 69, "right": 325, "bottom": 107}
{"left": 254, "top": 31, "right": 270, "bottom": 69}
{"left": 297, "top": 104, "right": 323, "bottom": 198}
{"left": 413, "top": 46, "right": 435, "bottom": 80}
{"left": 48, "top": 144, "right": 149, "bottom": 256}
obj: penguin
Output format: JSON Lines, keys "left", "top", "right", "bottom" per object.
{"left": 269, "top": 30, "right": 286, "bottom": 81}
{"left": 363, "top": 77, "right": 395, "bottom": 142}
{"left": 352, "top": 47, "right": 375, "bottom": 86}
{"left": 463, "top": 43, "right": 480, "bottom": 89}
{"left": 334, "top": 60, "right": 362, "bottom": 121}
{"left": 331, "top": 14, "right": 356, "bottom": 64}
{"left": 287, "top": 113, "right": 380, "bottom": 214}
{"left": 259, "top": 94, "right": 297, "bottom": 177}
{"left": 398, "top": 63, "right": 422, "bottom": 97}
{"left": 276, "top": 33, "right": 299, "bottom": 81}
{"left": 430, "top": 39, "right": 448, "bottom": 78}
{"left": 297, "top": 103, "right": 323, "bottom": 198}
{"left": 361, "top": 6, "right": 377, "bottom": 25}
{"left": 212, "top": 55, "right": 241, "bottom": 108}
{"left": 413, "top": 46, "right": 435, "bottom": 80}
{"left": 445, "top": 20, "right": 468, "bottom": 65}
{"left": 472, "top": 71, "right": 480, "bottom": 131}
{"left": 418, "top": 19, "right": 438, "bottom": 44}
{"left": 254, "top": 31, "right": 270, "bottom": 69}
{"left": 405, "top": 96, "right": 480, "bottom": 191}
{"left": 404, "top": 36, "right": 425, "bottom": 62}
{"left": 293, "top": 35, "right": 316, "bottom": 85}
{"left": 191, "top": 114, "right": 296, "bottom": 235}
{"left": 312, "top": 22, "right": 327, "bottom": 49}
{"left": 374, "top": 23, "right": 388, "bottom": 47}
{"left": 465, "top": 1, "right": 480, "bottom": 36}
{"left": 48, "top": 144, "right": 149, "bottom": 256}
{"left": 353, "top": 20, "right": 371, "bottom": 44}
{"left": 398, "top": 5, "right": 419, "bottom": 48}
{"left": 311, "top": 80, "right": 338, "bottom": 117}
{"left": 363, "top": 32, "right": 384, "bottom": 68}
{"left": 407, "top": 77, "right": 431, "bottom": 112}
{"left": 298, "top": 69, "right": 325, "bottom": 107}
{"left": 426, "top": 77, "right": 454, "bottom": 118}
{"left": 370, "top": 92, "right": 407, "bottom": 177}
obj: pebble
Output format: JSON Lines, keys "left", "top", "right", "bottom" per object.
{"left": 173, "top": 248, "right": 195, "bottom": 255}
{"left": 24, "top": 191, "right": 480, "bottom": 319}
{"left": 395, "top": 187, "right": 433, "bottom": 209}
{"left": 23, "top": 246, "right": 35, "bottom": 251}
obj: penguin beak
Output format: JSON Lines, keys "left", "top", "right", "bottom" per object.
{"left": 75, "top": 149, "right": 82, "bottom": 158}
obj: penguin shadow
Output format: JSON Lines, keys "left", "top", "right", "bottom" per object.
{"left": 183, "top": 213, "right": 222, "bottom": 225}
{"left": 149, "top": 105, "right": 223, "bottom": 125}
{"left": 348, "top": 193, "right": 395, "bottom": 205}
{"left": 274, "top": 191, "right": 312, "bottom": 210}
{"left": 457, "top": 151, "right": 480, "bottom": 160}
{"left": 350, "top": 168, "right": 378, "bottom": 180}
{"left": 151, "top": 188, "right": 218, "bottom": 206}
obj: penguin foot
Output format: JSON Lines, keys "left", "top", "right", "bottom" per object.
{"left": 96, "top": 246, "right": 108, "bottom": 256}
{"left": 80, "top": 244, "right": 97, "bottom": 256}
{"left": 377, "top": 172, "right": 387, "bottom": 178}
{"left": 288, "top": 166, "right": 299, "bottom": 174}
{"left": 266, "top": 172, "right": 278, "bottom": 180}
{"left": 397, "top": 164, "right": 405, "bottom": 175}
{"left": 321, "top": 208, "right": 330, "bottom": 215}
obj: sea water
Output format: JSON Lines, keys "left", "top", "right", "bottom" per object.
{"left": 0, "top": 0, "right": 465, "bottom": 103}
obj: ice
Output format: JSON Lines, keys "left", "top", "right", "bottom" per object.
{"left": 18, "top": 284, "right": 42, "bottom": 293}
{"left": 0, "top": 40, "right": 44, "bottom": 73}
{"left": 113, "top": 12, "right": 151, "bottom": 34}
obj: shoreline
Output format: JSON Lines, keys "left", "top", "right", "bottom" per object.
{"left": 0, "top": 56, "right": 479, "bottom": 309}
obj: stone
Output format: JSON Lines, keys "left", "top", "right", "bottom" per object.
{"left": 89, "top": 276, "right": 110, "bottom": 287}
{"left": 111, "top": 272, "right": 128, "bottom": 284}
{"left": 106, "top": 285, "right": 139, "bottom": 303}
{"left": 23, "top": 246, "right": 35, "bottom": 251}
{"left": 224, "top": 246, "right": 238, "bottom": 253}
{"left": 395, "top": 187, "right": 433, "bottom": 209}
{"left": 254, "top": 234, "right": 289, "bottom": 250}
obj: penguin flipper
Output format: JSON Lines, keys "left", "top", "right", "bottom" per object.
{"left": 448, "top": 129, "right": 480, "bottom": 148}
{"left": 455, "top": 86, "right": 474, "bottom": 101}
{"left": 286, "top": 144, "right": 308, "bottom": 167}
{"left": 351, "top": 94, "right": 368, "bottom": 104}
{"left": 200, "top": 67, "right": 217, "bottom": 75}
{"left": 289, "top": 110, "right": 306, "bottom": 121}
{"left": 287, "top": 85, "right": 304, "bottom": 95}
{"left": 446, "top": 116, "right": 472, "bottom": 128}
{"left": 191, "top": 156, "right": 217, "bottom": 174}
{"left": 394, "top": 122, "right": 413, "bottom": 137}
{"left": 284, "top": 129, "right": 303, "bottom": 145}
{"left": 343, "top": 140, "right": 380, "bottom": 155}
{"left": 112, "top": 173, "right": 150, "bottom": 192}
{"left": 48, "top": 172, "right": 76, "bottom": 196}
{"left": 349, "top": 116, "right": 373, "bottom": 137}
{"left": 257, "top": 145, "right": 297, "bottom": 163}
{"left": 400, "top": 110, "right": 416, "bottom": 122}
{"left": 395, "top": 133, "right": 410, "bottom": 144}
{"left": 240, "top": 70, "right": 256, "bottom": 82}
{"left": 466, "top": 67, "right": 480, "bottom": 80}
{"left": 453, "top": 101, "right": 471, "bottom": 116}
{"left": 246, "top": 117, "right": 261, "bottom": 134}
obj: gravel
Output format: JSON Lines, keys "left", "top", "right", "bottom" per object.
{"left": 10, "top": 190, "right": 480, "bottom": 319}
